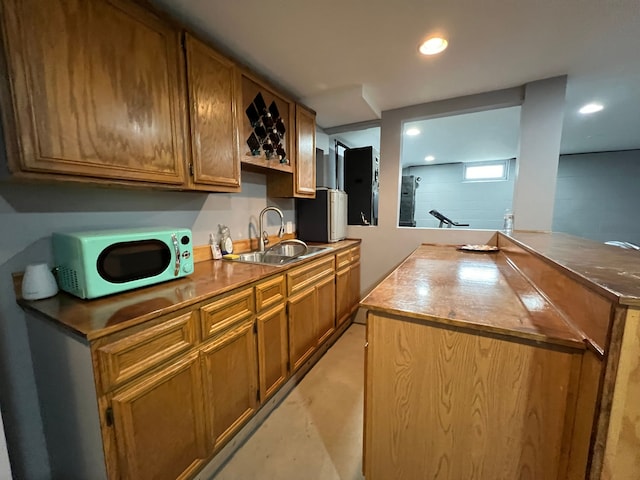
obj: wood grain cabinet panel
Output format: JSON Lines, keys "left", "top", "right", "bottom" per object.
{"left": 316, "top": 274, "right": 336, "bottom": 344}
{"left": 348, "top": 261, "right": 361, "bottom": 313}
{"left": 336, "top": 266, "right": 351, "bottom": 327}
{"left": 336, "top": 246, "right": 360, "bottom": 327}
{"left": 200, "top": 319, "right": 258, "bottom": 452}
{"left": 0, "top": 0, "right": 187, "bottom": 185}
{"left": 111, "top": 351, "right": 207, "bottom": 480}
{"left": 365, "top": 312, "right": 583, "bottom": 480}
{"left": 288, "top": 288, "right": 318, "bottom": 372}
{"left": 293, "top": 103, "right": 316, "bottom": 197}
{"left": 287, "top": 255, "right": 338, "bottom": 371}
{"left": 96, "top": 311, "right": 197, "bottom": 393}
{"left": 256, "top": 303, "right": 288, "bottom": 400}
{"left": 200, "top": 287, "right": 254, "bottom": 340}
{"left": 184, "top": 34, "right": 240, "bottom": 191}
{"left": 286, "top": 255, "right": 335, "bottom": 296}
{"left": 255, "top": 275, "right": 286, "bottom": 313}
{"left": 266, "top": 102, "right": 317, "bottom": 198}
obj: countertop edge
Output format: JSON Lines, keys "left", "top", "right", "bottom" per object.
{"left": 360, "top": 301, "right": 586, "bottom": 351}
{"left": 16, "top": 239, "right": 361, "bottom": 341}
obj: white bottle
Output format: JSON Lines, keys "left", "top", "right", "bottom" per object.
{"left": 210, "top": 233, "right": 222, "bottom": 260}
{"left": 503, "top": 209, "right": 514, "bottom": 234}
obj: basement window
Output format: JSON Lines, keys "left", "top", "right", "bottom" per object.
{"left": 463, "top": 160, "right": 509, "bottom": 182}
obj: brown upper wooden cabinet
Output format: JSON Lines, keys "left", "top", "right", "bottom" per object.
{"left": 184, "top": 34, "right": 241, "bottom": 192}
{"left": 0, "top": 0, "right": 188, "bottom": 186}
{"left": 266, "top": 103, "right": 317, "bottom": 198}
{"left": 0, "top": 0, "right": 314, "bottom": 194}
{"left": 294, "top": 104, "right": 317, "bottom": 197}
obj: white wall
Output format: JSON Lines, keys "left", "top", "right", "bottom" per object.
{"left": 513, "top": 76, "right": 567, "bottom": 230}
{"left": 350, "top": 77, "right": 567, "bottom": 296}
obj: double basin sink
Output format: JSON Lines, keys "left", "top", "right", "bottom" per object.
{"left": 231, "top": 243, "right": 331, "bottom": 267}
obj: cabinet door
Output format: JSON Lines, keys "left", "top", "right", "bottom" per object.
{"left": 201, "top": 320, "right": 258, "bottom": 452}
{"left": 316, "top": 274, "right": 336, "bottom": 344}
{"left": 288, "top": 288, "right": 317, "bottom": 372}
{"left": 111, "top": 351, "right": 207, "bottom": 480}
{"left": 294, "top": 104, "right": 316, "bottom": 197}
{"left": 185, "top": 34, "right": 240, "bottom": 191}
{"left": 349, "top": 261, "right": 361, "bottom": 313}
{"left": 336, "top": 267, "right": 351, "bottom": 327}
{"left": 1, "top": 0, "right": 187, "bottom": 185}
{"left": 256, "top": 303, "right": 288, "bottom": 400}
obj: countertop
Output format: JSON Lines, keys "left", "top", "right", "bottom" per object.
{"left": 506, "top": 232, "right": 640, "bottom": 306}
{"left": 361, "top": 243, "right": 586, "bottom": 350}
{"left": 17, "top": 239, "right": 360, "bottom": 341}
{"left": 362, "top": 231, "right": 640, "bottom": 350}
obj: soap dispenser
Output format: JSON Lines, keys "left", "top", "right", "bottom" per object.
{"left": 218, "top": 224, "right": 234, "bottom": 255}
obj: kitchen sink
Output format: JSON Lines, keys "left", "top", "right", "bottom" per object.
{"left": 231, "top": 244, "right": 332, "bottom": 266}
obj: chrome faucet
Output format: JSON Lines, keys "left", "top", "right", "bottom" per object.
{"left": 258, "top": 206, "right": 285, "bottom": 251}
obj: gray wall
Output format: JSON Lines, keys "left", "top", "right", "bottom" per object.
{"left": 404, "top": 159, "right": 516, "bottom": 230}
{"left": 0, "top": 173, "right": 293, "bottom": 479}
{"left": 553, "top": 149, "right": 640, "bottom": 244}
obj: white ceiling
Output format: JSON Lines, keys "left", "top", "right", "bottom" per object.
{"left": 150, "top": 0, "right": 640, "bottom": 160}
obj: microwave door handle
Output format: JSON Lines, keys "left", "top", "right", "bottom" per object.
{"left": 171, "top": 234, "right": 181, "bottom": 276}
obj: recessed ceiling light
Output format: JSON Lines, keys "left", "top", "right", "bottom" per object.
{"left": 419, "top": 37, "right": 448, "bottom": 55}
{"left": 406, "top": 128, "right": 421, "bottom": 136}
{"left": 579, "top": 103, "right": 604, "bottom": 114}
{"left": 425, "top": 155, "right": 435, "bottom": 162}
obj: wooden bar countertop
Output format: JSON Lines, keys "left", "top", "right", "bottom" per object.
{"left": 16, "top": 239, "right": 360, "bottom": 341}
{"left": 506, "top": 232, "right": 640, "bottom": 306}
{"left": 362, "top": 231, "right": 640, "bottom": 351}
{"left": 361, "top": 242, "right": 587, "bottom": 350}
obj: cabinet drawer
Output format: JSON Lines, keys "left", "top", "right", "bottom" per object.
{"left": 336, "top": 250, "right": 351, "bottom": 270}
{"left": 349, "top": 246, "right": 361, "bottom": 264}
{"left": 200, "top": 287, "right": 254, "bottom": 340}
{"left": 96, "top": 311, "right": 198, "bottom": 393}
{"left": 287, "top": 255, "right": 335, "bottom": 296}
{"left": 255, "top": 275, "right": 285, "bottom": 313}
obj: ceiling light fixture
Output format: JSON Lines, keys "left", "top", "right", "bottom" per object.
{"left": 579, "top": 103, "right": 604, "bottom": 115}
{"left": 425, "top": 155, "right": 435, "bottom": 161}
{"left": 406, "top": 128, "right": 421, "bottom": 136}
{"left": 419, "top": 37, "right": 448, "bottom": 56}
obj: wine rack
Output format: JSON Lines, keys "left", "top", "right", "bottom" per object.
{"left": 240, "top": 73, "right": 294, "bottom": 174}
{"left": 245, "top": 92, "right": 289, "bottom": 163}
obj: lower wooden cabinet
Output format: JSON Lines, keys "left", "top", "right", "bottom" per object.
{"left": 336, "top": 267, "right": 351, "bottom": 327}
{"left": 336, "top": 247, "right": 361, "bottom": 327}
{"left": 256, "top": 303, "right": 288, "bottom": 400}
{"left": 364, "top": 312, "right": 590, "bottom": 480}
{"left": 348, "top": 261, "right": 361, "bottom": 312}
{"left": 25, "top": 243, "right": 360, "bottom": 480}
{"left": 286, "top": 255, "right": 337, "bottom": 372}
{"left": 110, "top": 351, "right": 208, "bottom": 480}
{"left": 200, "top": 319, "right": 258, "bottom": 452}
{"left": 316, "top": 274, "right": 336, "bottom": 344}
{"left": 288, "top": 287, "right": 318, "bottom": 371}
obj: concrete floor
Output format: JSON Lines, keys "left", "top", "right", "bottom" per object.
{"left": 213, "top": 323, "right": 366, "bottom": 480}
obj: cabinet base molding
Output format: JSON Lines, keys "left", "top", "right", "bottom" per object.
{"left": 193, "top": 314, "right": 355, "bottom": 479}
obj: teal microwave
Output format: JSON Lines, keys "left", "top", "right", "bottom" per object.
{"left": 52, "top": 227, "right": 194, "bottom": 299}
